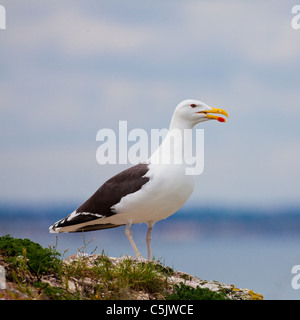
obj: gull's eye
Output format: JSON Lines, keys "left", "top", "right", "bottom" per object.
{"left": 190, "top": 104, "right": 197, "bottom": 108}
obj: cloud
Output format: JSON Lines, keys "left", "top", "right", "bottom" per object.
{"left": 2, "top": 1, "right": 159, "bottom": 58}
{"left": 1, "top": 1, "right": 300, "bottom": 206}
{"left": 182, "top": 1, "right": 300, "bottom": 65}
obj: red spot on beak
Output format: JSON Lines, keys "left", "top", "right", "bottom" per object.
{"left": 218, "top": 117, "right": 226, "bottom": 122}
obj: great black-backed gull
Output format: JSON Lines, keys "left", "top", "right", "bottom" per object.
{"left": 49, "top": 99, "right": 228, "bottom": 260}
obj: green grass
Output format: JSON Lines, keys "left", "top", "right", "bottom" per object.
{"left": 89, "top": 255, "right": 169, "bottom": 299}
{"left": 0, "top": 234, "right": 61, "bottom": 278}
{"left": 0, "top": 234, "right": 232, "bottom": 300}
{"left": 166, "top": 282, "right": 229, "bottom": 300}
{"left": 0, "top": 235, "right": 170, "bottom": 300}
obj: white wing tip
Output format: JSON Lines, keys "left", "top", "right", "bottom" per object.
{"left": 49, "top": 224, "right": 61, "bottom": 233}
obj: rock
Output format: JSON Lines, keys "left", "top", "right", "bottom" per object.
{"left": 0, "top": 253, "right": 263, "bottom": 300}
{"left": 62, "top": 254, "right": 263, "bottom": 300}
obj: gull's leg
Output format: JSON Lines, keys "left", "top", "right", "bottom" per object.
{"left": 125, "top": 223, "right": 142, "bottom": 259}
{"left": 146, "top": 222, "right": 155, "bottom": 261}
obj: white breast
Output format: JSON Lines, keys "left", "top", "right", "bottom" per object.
{"left": 109, "top": 163, "right": 194, "bottom": 225}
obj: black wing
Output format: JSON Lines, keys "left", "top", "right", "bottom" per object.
{"left": 50, "top": 163, "right": 150, "bottom": 232}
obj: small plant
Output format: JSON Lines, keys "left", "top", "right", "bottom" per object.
{"left": 166, "top": 282, "right": 228, "bottom": 300}
{"left": 90, "top": 256, "right": 168, "bottom": 299}
{"left": 0, "top": 234, "right": 61, "bottom": 279}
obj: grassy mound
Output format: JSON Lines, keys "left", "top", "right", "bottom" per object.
{"left": 0, "top": 235, "right": 262, "bottom": 300}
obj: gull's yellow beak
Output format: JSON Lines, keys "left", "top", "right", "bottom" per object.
{"left": 197, "top": 107, "right": 229, "bottom": 122}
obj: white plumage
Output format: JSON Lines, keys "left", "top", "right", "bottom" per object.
{"left": 49, "top": 99, "right": 228, "bottom": 260}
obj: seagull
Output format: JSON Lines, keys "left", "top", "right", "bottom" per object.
{"left": 49, "top": 99, "right": 228, "bottom": 260}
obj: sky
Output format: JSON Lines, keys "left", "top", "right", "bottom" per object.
{"left": 1, "top": 1, "right": 300, "bottom": 209}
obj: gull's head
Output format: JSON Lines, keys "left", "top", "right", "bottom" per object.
{"left": 172, "top": 99, "right": 229, "bottom": 127}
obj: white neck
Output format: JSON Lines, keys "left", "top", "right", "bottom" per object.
{"left": 148, "top": 115, "right": 195, "bottom": 165}
{"left": 168, "top": 112, "right": 195, "bottom": 131}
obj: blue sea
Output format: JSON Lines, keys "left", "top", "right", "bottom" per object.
{"left": 1, "top": 203, "right": 300, "bottom": 300}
